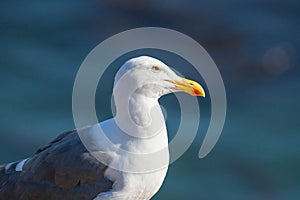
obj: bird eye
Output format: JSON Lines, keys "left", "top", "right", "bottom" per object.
{"left": 151, "top": 66, "right": 161, "bottom": 72}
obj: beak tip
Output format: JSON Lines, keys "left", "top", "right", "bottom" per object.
{"left": 193, "top": 86, "right": 205, "bottom": 97}
{"left": 197, "top": 91, "right": 206, "bottom": 97}
{"left": 202, "top": 90, "right": 206, "bottom": 97}
{"left": 194, "top": 89, "right": 205, "bottom": 97}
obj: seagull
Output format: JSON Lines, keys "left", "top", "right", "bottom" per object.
{"left": 0, "top": 56, "right": 205, "bottom": 200}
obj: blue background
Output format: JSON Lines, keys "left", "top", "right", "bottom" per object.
{"left": 0, "top": 1, "right": 299, "bottom": 199}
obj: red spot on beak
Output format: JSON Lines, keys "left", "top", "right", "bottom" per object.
{"left": 194, "top": 89, "right": 201, "bottom": 95}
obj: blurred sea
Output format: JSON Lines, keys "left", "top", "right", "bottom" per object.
{"left": 0, "top": 0, "right": 299, "bottom": 199}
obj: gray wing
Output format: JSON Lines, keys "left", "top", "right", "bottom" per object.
{"left": 0, "top": 129, "right": 113, "bottom": 200}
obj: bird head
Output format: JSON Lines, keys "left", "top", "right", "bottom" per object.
{"left": 114, "top": 56, "right": 205, "bottom": 99}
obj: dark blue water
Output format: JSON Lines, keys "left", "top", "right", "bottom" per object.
{"left": 0, "top": 1, "right": 299, "bottom": 199}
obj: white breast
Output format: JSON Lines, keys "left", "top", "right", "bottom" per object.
{"left": 93, "top": 118, "right": 169, "bottom": 200}
{"left": 94, "top": 167, "right": 168, "bottom": 200}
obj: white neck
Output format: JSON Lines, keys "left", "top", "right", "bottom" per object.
{"left": 114, "top": 90, "right": 166, "bottom": 139}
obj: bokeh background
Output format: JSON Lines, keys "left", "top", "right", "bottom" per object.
{"left": 1, "top": 0, "right": 299, "bottom": 199}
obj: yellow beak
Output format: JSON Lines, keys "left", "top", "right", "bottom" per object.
{"left": 167, "top": 78, "right": 205, "bottom": 97}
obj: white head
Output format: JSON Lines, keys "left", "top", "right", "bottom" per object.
{"left": 114, "top": 56, "right": 205, "bottom": 99}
